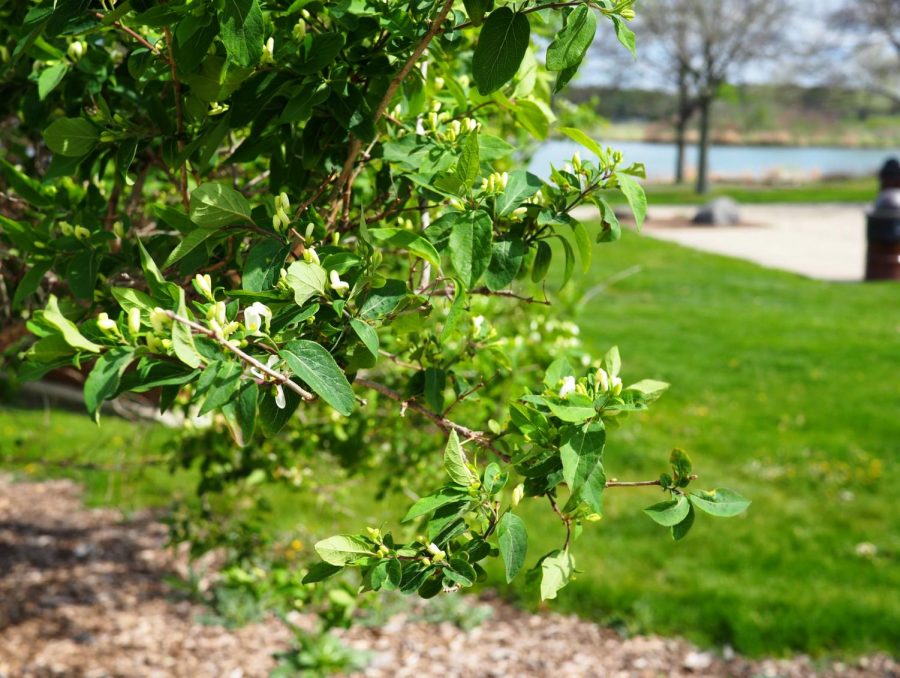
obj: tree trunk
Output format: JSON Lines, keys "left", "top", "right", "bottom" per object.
{"left": 696, "top": 96, "right": 711, "bottom": 194}
{"left": 674, "top": 116, "right": 688, "bottom": 184}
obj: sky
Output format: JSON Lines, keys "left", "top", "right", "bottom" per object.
{"left": 582, "top": 0, "right": 857, "bottom": 89}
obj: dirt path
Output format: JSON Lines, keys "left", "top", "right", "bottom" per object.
{"left": 0, "top": 477, "right": 896, "bottom": 677}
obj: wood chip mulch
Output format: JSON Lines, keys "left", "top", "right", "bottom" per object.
{"left": 0, "top": 477, "right": 896, "bottom": 678}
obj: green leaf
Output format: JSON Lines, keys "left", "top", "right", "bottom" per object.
{"left": 137, "top": 240, "right": 178, "bottom": 302}
{"left": 571, "top": 220, "right": 592, "bottom": 273}
{"left": 235, "top": 380, "right": 258, "bottom": 443}
{"left": 482, "top": 462, "right": 508, "bottom": 495}
{"left": 302, "top": 561, "right": 343, "bottom": 584}
{"left": 545, "top": 397, "right": 596, "bottom": 423}
{"left": 485, "top": 237, "right": 525, "bottom": 291}
{"left": 443, "top": 430, "right": 476, "bottom": 486}
{"left": 84, "top": 347, "right": 134, "bottom": 421}
{"left": 67, "top": 250, "right": 100, "bottom": 301}
{"left": 360, "top": 279, "right": 408, "bottom": 320}
{"left": 689, "top": 488, "right": 751, "bottom": 517}
{"left": 370, "top": 559, "right": 402, "bottom": 591}
{"left": 172, "top": 288, "right": 203, "bottom": 369}
{"left": 670, "top": 448, "right": 693, "bottom": 479}
{"left": 111, "top": 287, "right": 156, "bottom": 313}
{"left": 540, "top": 549, "right": 574, "bottom": 600}
{"left": 671, "top": 504, "right": 695, "bottom": 541}
{"left": 559, "top": 126, "right": 605, "bottom": 159}
{"left": 472, "top": 8, "right": 531, "bottom": 95}
{"left": 314, "top": 535, "right": 374, "bottom": 566}
{"left": 284, "top": 260, "right": 327, "bottom": 306}
{"left": 189, "top": 182, "right": 252, "bottom": 228}
{"left": 444, "top": 558, "right": 477, "bottom": 587}
{"left": 463, "top": 0, "right": 489, "bottom": 26}
{"left": 455, "top": 130, "right": 480, "bottom": 188}
{"left": 350, "top": 318, "right": 379, "bottom": 358}
{"left": 219, "top": 0, "right": 264, "bottom": 67}
{"left": 559, "top": 422, "right": 605, "bottom": 498}
{"left": 13, "top": 260, "right": 52, "bottom": 308}
{"left": 614, "top": 172, "right": 647, "bottom": 229}
{"left": 43, "top": 117, "right": 99, "bottom": 157}
{"left": 402, "top": 486, "right": 469, "bottom": 522}
{"left": 604, "top": 345, "right": 621, "bottom": 378}
{"left": 624, "top": 379, "right": 669, "bottom": 401}
{"left": 512, "top": 99, "right": 552, "bottom": 140}
{"left": 449, "top": 210, "right": 493, "bottom": 287}
{"left": 42, "top": 295, "right": 101, "bottom": 353}
{"left": 164, "top": 226, "right": 222, "bottom": 267}
{"left": 367, "top": 228, "right": 441, "bottom": 270}
{"left": 243, "top": 240, "right": 289, "bottom": 292}
{"left": 479, "top": 134, "right": 515, "bottom": 160}
{"left": 496, "top": 170, "right": 543, "bottom": 216}
{"left": 531, "top": 240, "right": 551, "bottom": 283}
{"left": 199, "top": 360, "right": 243, "bottom": 415}
{"left": 497, "top": 512, "right": 527, "bottom": 583}
{"left": 0, "top": 157, "right": 52, "bottom": 207}
{"left": 546, "top": 6, "right": 596, "bottom": 71}
{"left": 281, "top": 340, "right": 355, "bottom": 416}
{"left": 37, "top": 62, "right": 68, "bottom": 101}
{"left": 643, "top": 495, "right": 691, "bottom": 527}
{"left": 612, "top": 16, "right": 636, "bottom": 57}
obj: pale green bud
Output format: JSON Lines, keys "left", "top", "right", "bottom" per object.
{"left": 96, "top": 312, "right": 118, "bottom": 334}
{"left": 128, "top": 307, "right": 141, "bottom": 335}
{"left": 73, "top": 226, "right": 91, "bottom": 240}
{"left": 512, "top": 483, "right": 525, "bottom": 507}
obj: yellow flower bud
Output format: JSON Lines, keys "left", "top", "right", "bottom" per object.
{"left": 128, "top": 307, "right": 141, "bottom": 335}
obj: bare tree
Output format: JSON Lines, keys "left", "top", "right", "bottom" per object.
{"left": 636, "top": 0, "right": 785, "bottom": 193}
{"left": 833, "top": 0, "right": 900, "bottom": 105}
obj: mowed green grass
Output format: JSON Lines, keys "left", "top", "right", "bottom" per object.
{"left": 2, "top": 231, "right": 898, "bottom": 657}
{"left": 631, "top": 177, "right": 878, "bottom": 205}
{"left": 504, "top": 232, "right": 899, "bottom": 657}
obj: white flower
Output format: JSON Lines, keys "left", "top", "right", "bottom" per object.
{"left": 274, "top": 384, "right": 286, "bottom": 409}
{"left": 251, "top": 354, "right": 280, "bottom": 381}
{"left": 67, "top": 41, "right": 84, "bottom": 61}
{"left": 472, "top": 315, "right": 485, "bottom": 334}
{"left": 855, "top": 542, "right": 878, "bottom": 558}
{"left": 559, "top": 376, "right": 577, "bottom": 398}
{"left": 243, "top": 302, "right": 272, "bottom": 334}
{"left": 329, "top": 269, "right": 350, "bottom": 295}
{"left": 261, "top": 37, "right": 275, "bottom": 64}
{"left": 194, "top": 273, "right": 213, "bottom": 300}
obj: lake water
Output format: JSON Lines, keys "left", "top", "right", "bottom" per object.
{"left": 529, "top": 140, "right": 900, "bottom": 182}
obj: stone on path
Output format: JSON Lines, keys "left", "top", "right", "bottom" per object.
{"left": 693, "top": 197, "right": 741, "bottom": 226}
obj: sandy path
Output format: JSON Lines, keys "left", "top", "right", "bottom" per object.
{"left": 576, "top": 203, "right": 871, "bottom": 281}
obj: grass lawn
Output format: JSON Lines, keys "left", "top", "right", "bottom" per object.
{"left": 631, "top": 177, "right": 878, "bottom": 205}
{"left": 2, "top": 230, "right": 898, "bottom": 658}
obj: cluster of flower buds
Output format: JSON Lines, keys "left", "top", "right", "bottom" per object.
{"left": 96, "top": 312, "right": 120, "bottom": 337}
{"left": 146, "top": 307, "right": 174, "bottom": 353}
{"left": 293, "top": 18, "right": 306, "bottom": 40}
{"left": 272, "top": 192, "right": 291, "bottom": 232}
{"left": 596, "top": 367, "right": 623, "bottom": 396}
{"left": 397, "top": 217, "right": 415, "bottom": 230}
{"left": 261, "top": 37, "right": 275, "bottom": 65}
{"left": 302, "top": 246, "right": 320, "bottom": 265}
{"left": 208, "top": 101, "right": 229, "bottom": 116}
{"left": 480, "top": 171, "right": 509, "bottom": 194}
{"left": 620, "top": 6, "right": 636, "bottom": 21}
{"left": 67, "top": 41, "right": 85, "bottom": 62}
{"left": 194, "top": 273, "right": 214, "bottom": 301}
{"left": 442, "top": 117, "right": 479, "bottom": 142}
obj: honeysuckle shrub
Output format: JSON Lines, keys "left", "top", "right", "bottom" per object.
{"left": 0, "top": 0, "right": 749, "bottom": 615}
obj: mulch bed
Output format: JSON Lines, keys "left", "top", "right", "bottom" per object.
{"left": 0, "top": 477, "right": 896, "bottom": 678}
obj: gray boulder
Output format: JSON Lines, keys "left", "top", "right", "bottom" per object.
{"left": 692, "top": 197, "right": 740, "bottom": 226}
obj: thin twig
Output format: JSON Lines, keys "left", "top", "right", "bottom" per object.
{"left": 165, "top": 311, "right": 314, "bottom": 400}
{"left": 355, "top": 376, "right": 510, "bottom": 462}
{"left": 432, "top": 286, "right": 552, "bottom": 306}
{"left": 163, "top": 26, "right": 189, "bottom": 212}
{"left": 606, "top": 474, "right": 698, "bottom": 488}
{"left": 547, "top": 493, "right": 573, "bottom": 550}
{"left": 333, "top": 0, "right": 456, "bottom": 199}
{"left": 93, "top": 12, "right": 162, "bottom": 56}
